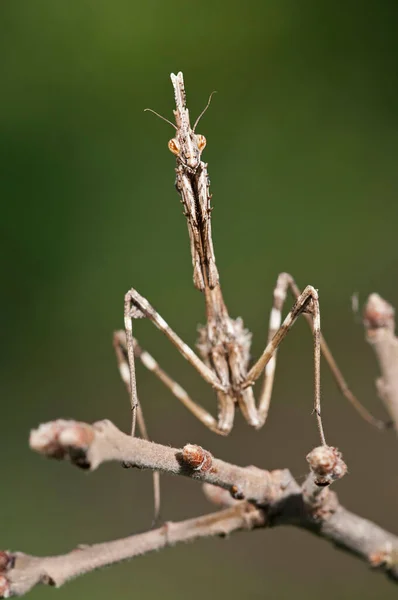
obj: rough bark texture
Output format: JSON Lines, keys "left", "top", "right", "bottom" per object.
{"left": 0, "top": 418, "right": 395, "bottom": 598}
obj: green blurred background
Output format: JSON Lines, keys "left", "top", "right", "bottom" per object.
{"left": 1, "top": 1, "right": 398, "bottom": 598}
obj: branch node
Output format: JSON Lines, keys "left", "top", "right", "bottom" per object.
{"left": 181, "top": 444, "right": 213, "bottom": 472}
{"left": 202, "top": 483, "right": 241, "bottom": 507}
{"left": 41, "top": 574, "right": 56, "bottom": 587}
{"left": 306, "top": 446, "right": 347, "bottom": 486}
{"left": 363, "top": 294, "right": 395, "bottom": 332}
{"left": 30, "top": 420, "right": 95, "bottom": 469}
{"left": 230, "top": 484, "right": 245, "bottom": 500}
{"left": 369, "top": 542, "right": 398, "bottom": 568}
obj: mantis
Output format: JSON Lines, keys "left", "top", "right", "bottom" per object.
{"left": 113, "top": 72, "right": 387, "bottom": 516}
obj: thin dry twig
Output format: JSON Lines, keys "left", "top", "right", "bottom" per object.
{"left": 0, "top": 417, "right": 391, "bottom": 597}
{"left": 29, "top": 419, "right": 276, "bottom": 505}
{"left": 363, "top": 294, "right": 398, "bottom": 431}
{"left": 0, "top": 504, "right": 265, "bottom": 597}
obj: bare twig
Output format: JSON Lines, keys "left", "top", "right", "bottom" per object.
{"left": 29, "top": 420, "right": 277, "bottom": 506}
{"left": 363, "top": 294, "right": 398, "bottom": 431}
{"left": 301, "top": 446, "right": 348, "bottom": 527}
{"left": 16, "top": 417, "right": 397, "bottom": 595}
{"left": 0, "top": 504, "right": 265, "bottom": 597}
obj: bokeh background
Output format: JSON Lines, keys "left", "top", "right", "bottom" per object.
{"left": 1, "top": 1, "right": 398, "bottom": 598}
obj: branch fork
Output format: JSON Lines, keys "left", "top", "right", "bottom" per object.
{"left": 3, "top": 294, "right": 398, "bottom": 596}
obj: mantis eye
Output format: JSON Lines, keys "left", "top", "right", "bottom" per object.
{"left": 196, "top": 134, "right": 206, "bottom": 151}
{"left": 168, "top": 138, "right": 180, "bottom": 156}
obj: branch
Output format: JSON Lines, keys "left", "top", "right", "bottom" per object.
{"left": 0, "top": 419, "right": 382, "bottom": 595}
{"left": 0, "top": 504, "right": 265, "bottom": 597}
{"left": 29, "top": 420, "right": 277, "bottom": 506}
{"left": 363, "top": 294, "right": 398, "bottom": 431}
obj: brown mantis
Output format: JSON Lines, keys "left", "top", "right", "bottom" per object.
{"left": 113, "top": 72, "right": 388, "bottom": 516}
